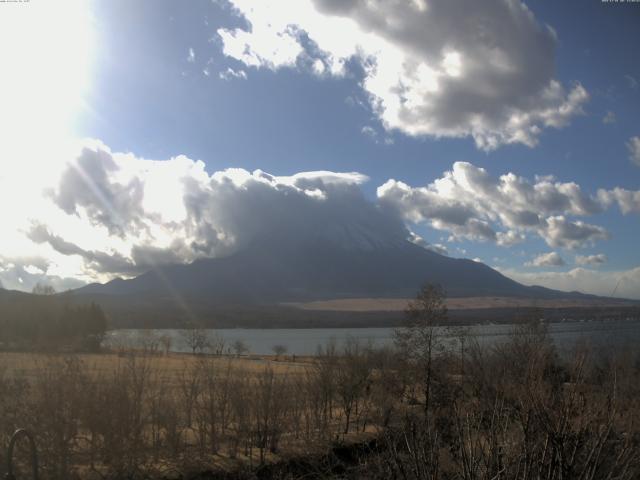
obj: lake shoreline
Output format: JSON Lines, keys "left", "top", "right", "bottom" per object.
{"left": 105, "top": 318, "right": 640, "bottom": 356}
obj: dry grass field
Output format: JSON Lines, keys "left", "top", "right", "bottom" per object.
{"left": 2, "top": 320, "right": 640, "bottom": 480}
{"left": 287, "top": 295, "right": 636, "bottom": 312}
{"left": 0, "top": 351, "right": 311, "bottom": 380}
{"left": 0, "top": 347, "right": 387, "bottom": 479}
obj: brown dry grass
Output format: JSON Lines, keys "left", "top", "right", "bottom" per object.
{"left": 0, "top": 351, "right": 311, "bottom": 380}
{"left": 0, "top": 349, "right": 382, "bottom": 478}
{"left": 286, "top": 296, "right": 635, "bottom": 312}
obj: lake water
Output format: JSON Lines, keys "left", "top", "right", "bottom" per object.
{"left": 104, "top": 318, "right": 640, "bottom": 356}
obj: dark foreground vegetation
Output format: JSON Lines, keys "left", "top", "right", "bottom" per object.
{"left": 1, "top": 285, "right": 639, "bottom": 479}
{"left": 0, "top": 287, "right": 107, "bottom": 351}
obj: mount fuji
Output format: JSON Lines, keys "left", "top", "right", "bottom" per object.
{"left": 74, "top": 215, "right": 590, "bottom": 310}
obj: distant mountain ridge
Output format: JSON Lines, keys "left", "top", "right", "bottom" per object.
{"left": 69, "top": 204, "right": 636, "bottom": 329}
{"left": 75, "top": 232, "right": 595, "bottom": 303}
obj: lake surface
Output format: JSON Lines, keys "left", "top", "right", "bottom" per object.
{"left": 105, "top": 318, "right": 640, "bottom": 356}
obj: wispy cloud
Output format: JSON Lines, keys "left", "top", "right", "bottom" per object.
{"left": 361, "top": 126, "right": 394, "bottom": 145}
{"left": 219, "top": 67, "right": 247, "bottom": 81}
{"left": 602, "top": 111, "right": 616, "bottom": 124}
{"left": 575, "top": 254, "right": 607, "bottom": 266}
{"left": 498, "top": 266, "right": 640, "bottom": 299}
{"left": 627, "top": 136, "right": 640, "bottom": 166}
{"left": 625, "top": 74, "right": 639, "bottom": 90}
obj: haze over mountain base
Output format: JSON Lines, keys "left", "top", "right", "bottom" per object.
{"left": 67, "top": 230, "right": 638, "bottom": 328}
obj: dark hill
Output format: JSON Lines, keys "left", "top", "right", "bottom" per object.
{"left": 75, "top": 233, "right": 598, "bottom": 304}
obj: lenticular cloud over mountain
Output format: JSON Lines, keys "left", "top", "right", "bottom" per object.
{"left": 18, "top": 141, "right": 407, "bottom": 283}
{"left": 1, "top": 139, "right": 640, "bottom": 298}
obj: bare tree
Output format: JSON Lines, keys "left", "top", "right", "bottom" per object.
{"left": 139, "top": 330, "right": 160, "bottom": 354}
{"left": 232, "top": 339, "right": 249, "bottom": 357}
{"left": 181, "top": 324, "right": 210, "bottom": 355}
{"left": 272, "top": 344, "right": 288, "bottom": 360}
{"left": 335, "top": 338, "right": 372, "bottom": 434}
{"left": 158, "top": 334, "right": 172, "bottom": 355}
{"left": 253, "top": 367, "right": 288, "bottom": 463}
{"left": 394, "top": 283, "right": 447, "bottom": 415}
{"left": 209, "top": 332, "right": 226, "bottom": 356}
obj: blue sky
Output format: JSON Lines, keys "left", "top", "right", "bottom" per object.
{"left": 0, "top": 0, "right": 639, "bottom": 298}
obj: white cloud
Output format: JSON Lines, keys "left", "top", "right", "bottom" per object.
{"left": 187, "top": 47, "right": 195, "bottom": 63}
{"left": 0, "top": 255, "right": 85, "bottom": 293}
{"left": 627, "top": 136, "right": 640, "bottom": 167}
{"left": 219, "top": 67, "right": 247, "bottom": 80}
{"left": 430, "top": 244, "right": 449, "bottom": 256}
{"left": 497, "top": 266, "right": 640, "bottom": 300}
{"left": 2, "top": 140, "right": 638, "bottom": 298}
{"left": 217, "top": 8, "right": 303, "bottom": 70}
{"left": 312, "top": 58, "right": 325, "bottom": 75}
{"left": 407, "top": 231, "right": 448, "bottom": 256}
{"left": 496, "top": 230, "right": 526, "bottom": 247}
{"left": 539, "top": 216, "right": 609, "bottom": 250}
{"left": 361, "top": 125, "right": 394, "bottom": 145}
{"left": 377, "top": 161, "right": 624, "bottom": 250}
{"left": 597, "top": 187, "right": 640, "bottom": 214}
{"left": 361, "top": 126, "right": 377, "bottom": 139}
{"left": 575, "top": 254, "right": 607, "bottom": 266}
{"left": 217, "top": 0, "right": 587, "bottom": 150}
{"left": 625, "top": 74, "right": 639, "bottom": 90}
{"left": 525, "top": 251, "right": 565, "bottom": 267}
{"left": 3, "top": 141, "right": 405, "bottom": 287}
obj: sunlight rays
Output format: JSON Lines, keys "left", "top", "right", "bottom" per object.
{"left": 0, "top": 0, "right": 94, "bottom": 185}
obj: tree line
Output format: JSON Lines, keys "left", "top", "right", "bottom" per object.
{"left": 0, "top": 284, "right": 639, "bottom": 479}
{"left": 0, "top": 286, "right": 108, "bottom": 351}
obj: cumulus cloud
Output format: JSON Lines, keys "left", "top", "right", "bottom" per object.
{"left": 539, "top": 216, "right": 609, "bottom": 249}
{"left": 49, "top": 145, "right": 148, "bottom": 236}
{"left": 377, "top": 161, "right": 623, "bottom": 250}
{"left": 2, "top": 140, "right": 639, "bottom": 297}
{"left": 26, "top": 223, "right": 173, "bottom": 277}
{"left": 10, "top": 141, "right": 407, "bottom": 284}
{"left": 627, "top": 136, "right": 640, "bottom": 167}
{"left": 217, "top": 0, "right": 588, "bottom": 150}
{"left": 0, "top": 255, "right": 85, "bottom": 293}
{"left": 497, "top": 266, "right": 640, "bottom": 300}
{"left": 575, "top": 254, "right": 607, "bottom": 266}
{"left": 525, "top": 252, "right": 565, "bottom": 267}
{"left": 496, "top": 230, "right": 526, "bottom": 247}
{"left": 597, "top": 187, "right": 640, "bottom": 214}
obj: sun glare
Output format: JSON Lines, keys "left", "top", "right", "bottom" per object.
{"left": 0, "top": 0, "right": 93, "bottom": 182}
{"left": 0, "top": 0, "right": 93, "bottom": 267}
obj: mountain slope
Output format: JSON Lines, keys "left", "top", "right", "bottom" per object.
{"left": 75, "top": 233, "right": 587, "bottom": 303}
